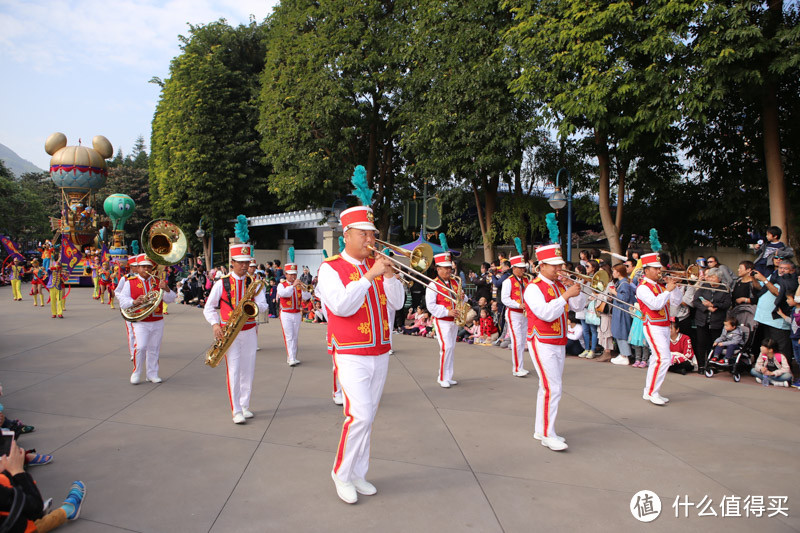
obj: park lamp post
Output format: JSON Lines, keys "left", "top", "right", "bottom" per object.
{"left": 196, "top": 216, "right": 213, "bottom": 270}
{"left": 547, "top": 168, "right": 572, "bottom": 262}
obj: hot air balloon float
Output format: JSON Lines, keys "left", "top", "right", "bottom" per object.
{"left": 45, "top": 132, "right": 112, "bottom": 284}
{"left": 103, "top": 194, "right": 135, "bottom": 262}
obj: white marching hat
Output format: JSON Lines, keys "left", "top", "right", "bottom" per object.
{"left": 340, "top": 206, "right": 377, "bottom": 232}
{"left": 640, "top": 252, "right": 663, "bottom": 268}
{"left": 230, "top": 243, "right": 253, "bottom": 262}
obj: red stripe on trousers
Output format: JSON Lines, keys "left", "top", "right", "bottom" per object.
{"left": 332, "top": 352, "right": 352, "bottom": 474}
{"left": 530, "top": 340, "right": 551, "bottom": 437}
{"left": 644, "top": 322, "right": 662, "bottom": 396}
{"left": 434, "top": 318, "right": 446, "bottom": 381}
{"left": 507, "top": 309, "right": 519, "bottom": 372}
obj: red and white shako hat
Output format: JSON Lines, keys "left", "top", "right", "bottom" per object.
{"left": 285, "top": 263, "right": 298, "bottom": 274}
{"left": 434, "top": 252, "right": 453, "bottom": 268}
{"left": 249, "top": 259, "right": 256, "bottom": 267}
{"left": 340, "top": 206, "right": 377, "bottom": 232}
{"left": 128, "top": 254, "right": 139, "bottom": 267}
{"left": 640, "top": 252, "right": 663, "bottom": 268}
{"left": 535, "top": 244, "right": 564, "bottom": 266}
{"left": 509, "top": 255, "right": 526, "bottom": 268}
{"left": 138, "top": 253, "right": 154, "bottom": 267}
{"left": 230, "top": 243, "right": 252, "bottom": 262}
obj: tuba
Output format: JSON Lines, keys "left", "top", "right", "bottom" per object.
{"left": 121, "top": 219, "right": 187, "bottom": 322}
{"left": 205, "top": 275, "right": 265, "bottom": 368}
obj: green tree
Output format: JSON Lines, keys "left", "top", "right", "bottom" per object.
{"left": 505, "top": 0, "right": 699, "bottom": 255}
{"left": 258, "top": 0, "right": 408, "bottom": 236}
{"left": 150, "top": 19, "right": 274, "bottom": 267}
{"left": 688, "top": 0, "right": 800, "bottom": 245}
{"left": 0, "top": 163, "right": 52, "bottom": 246}
{"left": 399, "top": 0, "right": 532, "bottom": 262}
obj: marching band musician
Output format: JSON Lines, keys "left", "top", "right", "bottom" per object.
{"left": 118, "top": 254, "right": 176, "bottom": 385}
{"left": 314, "top": 206, "right": 404, "bottom": 504}
{"left": 635, "top": 252, "right": 676, "bottom": 406}
{"left": 501, "top": 254, "right": 531, "bottom": 377}
{"left": 525, "top": 244, "right": 581, "bottom": 451}
{"left": 426, "top": 252, "right": 467, "bottom": 388}
{"left": 277, "top": 262, "right": 312, "bottom": 366}
{"left": 116, "top": 256, "right": 138, "bottom": 361}
{"left": 203, "top": 243, "right": 267, "bottom": 424}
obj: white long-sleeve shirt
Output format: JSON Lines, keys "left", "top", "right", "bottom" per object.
{"left": 635, "top": 277, "right": 672, "bottom": 311}
{"left": 276, "top": 280, "right": 312, "bottom": 301}
{"left": 501, "top": 276, "right": 524, "bottom": 310}
{"left": 203, "top": 273, "right": 268, "bottom": 325}
{"left": 523, "top": 275, "right": 568, "bottom": 322}
{"left": 569, "top": 291, "right": 588, "bottom": 319}
{"left": 117, "top": 274, "right": 176, "bottom": 310}
{"left": 425, "top": 278, "right": 467, "bottom": 319}
{"left": 315, "top": 251, "right": 404, "bottom": 317}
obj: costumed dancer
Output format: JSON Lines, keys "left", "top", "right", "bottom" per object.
{"left": 501, "top": 237, "right": 531, "bottom": 377}
{"left": 108, "top": 263, "right": 122, "bottom": 309}
{"left": 31, "top": 258, "right": 46, "bottom": 306}
{"left": 10, "top": 257, "right": 24, "bottom": 301}
{"left": 98, "top": 261, "right": 111, "bottom": 303}
{"left": 315, "top": 166, "right": 404, "bottom": 504}
{"left": 118, "top": 253, "right": 176, "bottom": 384}
{"left": 117, "top": 252, "right": 139, "bottom": 361}
{"left": 277, "top": 246, "right": 312, "bottom": 366}
{"left": 524, "top": 220, "right": 581, "bottom": 452}
{"left": 426, "top": 233, "right": 467, "bottom": 388}
{"left": 90, "top": 251, "right": 100, "bottom": 299}
{"left": 636, "top": 230, "right": 676, "bottom": 406}
{"left": 40, "top": 240, "right": 53, "bottom": 271}
{"left": 203, "top": 242, "right": 267, "bottom": 424}
{"left": 46, "top": 260, "right": 66, "bottom": 318}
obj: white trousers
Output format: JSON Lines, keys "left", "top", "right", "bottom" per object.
{"left": 224, "top": 328, "right": 257, "bottom": 416}
{"left": 433, "top": 318, "right": 457, "bottom": 382}
{"left": 643, "top": 323, "right": 671, "bottom": 397}
{"left": 388, "top": 308, "right": 395, "bottom": 348}
{"left": 124, "top": 321, "right": 136, "bottom": 359}
{"left": 332, "top": 351, "right": 389, "bottom": 482}
{"left": 330, "top": 349, "right": 341, "bottom": 398}
{"left": 506, "top": 309, "right": 527, "bottom": 373}
{"left": 280, "top": 311, "right": 302, "bottom": 362}
{"left": 131, "top": 320, "right": 164, "bottom": 382}
{"left": 528, "top": 338, "right": 565, "bottom": 438}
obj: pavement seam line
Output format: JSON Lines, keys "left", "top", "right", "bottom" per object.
{"left": 206, "top": 363, "right": 294, "bottom": 533}
{"left": 391, "top": 352, "right": 506, "bottom": 533}
{"left": 0, "top": 315, "right": 121, "bottom": 359}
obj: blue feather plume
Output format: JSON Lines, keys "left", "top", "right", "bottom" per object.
{"left": 649, "top": 228, "right": 662, "bottom": 252}
{"left": 131, "top": 240, "right": 139, "bottom": 255}
{"left": 338, "top": 236, "right": 345, "bottom": 253}
{"left": 545, "top": 213, "right": 560, "bottom": 244}
{"left": 322, "top": 249, "right": 328, "bottom": 259}
{"left": 288, "top": 246, "right": 295, "bottom": 263}
{"left": 350, "top": 165, "right": 374, "bottom": 206}
{"left": 235, "top": 215, "right": 249, "bottom": 243}
{"left": 439, "top": 233, "right": 448, "bottom": 251}
{"left": 514, "top": 237, "right": 523, "bottom": 255}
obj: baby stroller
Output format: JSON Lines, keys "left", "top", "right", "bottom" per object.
{"left": 703, "top": 324, "right": 755, "bottom": 382}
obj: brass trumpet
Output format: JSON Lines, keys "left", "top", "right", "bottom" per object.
{"left": 660, "top": 265, "right": 729, "bottom": 292}
{"left": 559, "top": 269, "right": 642, "bottom": 318}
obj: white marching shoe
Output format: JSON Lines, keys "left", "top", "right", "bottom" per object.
{"left": 352, "top": 478, "right": 377, "bottom": 496}
{"left": 642, "top": 393, "right": 666, "bottom": 406}
{"left": 540, "top": 436, "right": 568, "bottom": 451}
{"left": 146, "top": 376, "right": 162, "bottom": 383}
{"left": 513, "top": 370, "right": 530, "bottom": 377}
{"left": 331, "top": 471, "right": 357, "bottom": 504}
{"left": 448, "top": 379, "right": 458, "bottom": 385}
{"left": 534, "top": 433, "right": 566, "bottom": 443}
{"left": 438, "top": 380, "right": 451, "bottom": 388}
{"left": 130, "top": 374, "right": 142, "bottom": 385}
{"left": 653, "top": 393, "right": 669, "bottom": 403}
{"left": 232, "top": 412, "right": 246, "bottom": 424}
{"left": 333, "top": 393, "right": 344, "bottom": 405}
{"left": 242, "top": 409, "right": 254, "bottom": 419}
{"left": 288, "top": 359, "right": 300, "bottom": 367}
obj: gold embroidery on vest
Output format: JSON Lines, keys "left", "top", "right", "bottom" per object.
{"left": 350, "top": 272, "right": 361, "bottom": 282}
{"left": 379, "top": 294, "right": 387, "bottom": 306}
{"left": 358, "top": 322, "right": 371, "bottom": 334}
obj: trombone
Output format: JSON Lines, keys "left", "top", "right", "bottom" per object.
{"left": 660, "top": 266, "right": 729, "bottom": 292}
{"left": 560, "top": 269, "right": 642, "bottom": 319}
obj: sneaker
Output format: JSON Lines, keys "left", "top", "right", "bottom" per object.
{"left": 242, "top": 409, "right": 254, "bottom": 419}
{"left": 448, "top": 379, "right": 458, "bottom": 385}
{"left": 642, "top": 393, "right": 666, "bottom": 406}
{"left": 585, "top": 351, "right": 597, "bottom": 359}
{"left": 540, "top": 436, "right": 568, "bottom": 451}
{"left": 610, "top": 355, "right": 629, "bottom": 366}
{"left": 333, "top": 393, "right": 344, "bottom": 405}
{"left": 578, "top": 350, "right": 589, "bottom": 358}
{"left": 352, "top": 478, "right": 377, "bottom": 496}
{"left": 534, "top": 432, "right": 566, "bottom": 443}
{"left": 710, "top": 357, "right": 718, "bottom": 363}
{"left": 438, "top": 380, "right": 451, "bottom": 388}
{"left": 232, "top": 413, "right": 246, "bottom": 424}
{"left": 513, "top": 370, "right": 530, "bottom": 377}
{"left": 331, "top": 471, "right": 357, "bottom": 504}
{"left": 63, "top": 481, "right": 86, "bottom": 520}
{"left": 755, "top": 377, "right": 762, "bottom": 384}
{"left": 791, "top": 379, "right": 800, "bottom": 389}
{"left": 773, "top": 381, "right": 789, "bottom": 387}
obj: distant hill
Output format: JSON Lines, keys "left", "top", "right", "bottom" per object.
{"left": 0, "top": 143, "right": 46, "bottom": 178}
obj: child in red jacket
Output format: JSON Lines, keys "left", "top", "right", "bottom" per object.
{"left": 478, "top": 308, "right": 499, "bottom": 345}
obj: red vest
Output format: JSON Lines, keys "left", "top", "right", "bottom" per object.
{"left": 432, "top": 278, "right": 456, "bottom": 321}
{"left": 637, "top": 279, "right": 670, "bottom": 326}
{"left": 506, "top": 275, "right": 527, "bottom": 312}
{"left": 325, "top": 256, "right": 391, "bottom": 356}
{"left": 525, "top": 277, "right": 568, "bottom": 345}
{"left": 219, "top": 275, "right": 257, "bottom": 331}
{"left": 279, "top": 280, "right": 302, "bottom": 313}
{"left": 129, "top": 276, "right": 163, "bottom": 322}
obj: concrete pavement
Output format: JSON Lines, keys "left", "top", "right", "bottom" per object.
{"left": 1, "top": 286, "right": 799, "bottom": 532}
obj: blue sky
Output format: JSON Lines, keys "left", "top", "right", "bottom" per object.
{"left": 0, "top": 0, "right": 280, "bottom": 170}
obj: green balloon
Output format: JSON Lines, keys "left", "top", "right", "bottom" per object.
{"left": 103, "top": 194, "right": 135, "bottom": 231}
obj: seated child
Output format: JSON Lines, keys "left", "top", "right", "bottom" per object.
{"left": 566, "top": 311, "right": 584, "bottom": 356}
{"left": 709, "top": 316, "right": 744, "bottom": 364}
{"left": 751, "top": 338, "right": 792, "bottom": 386}
{"left": 478, "top": 308, "right": 499, "bottom": 344}
{"left": 457, "top": 318, "right": 480, "bottom": 343}
{"left": 669, "top": 320, "right": 696, "bottom": 374}
{"left": 311, "top": 301, "right": 326, "bottom": 323}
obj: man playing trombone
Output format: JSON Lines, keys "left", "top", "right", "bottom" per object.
{"left": 277, "top": 262, "right": 312, "bottom": 366}
{"left": 501, "top": 254, "right": 531, "bottom": 377}
{"left": 636, "top": 253, "right": 676, "bottom": 406}
{"left": 315, "top": 205, "right": 405, "bottom": 504}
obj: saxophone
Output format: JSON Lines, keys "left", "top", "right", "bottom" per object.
{"left": 205, "top": 275, "right": 265, "bottom": 368}
{"left": 452, "top": 277, "right": 470, "bottom": 327}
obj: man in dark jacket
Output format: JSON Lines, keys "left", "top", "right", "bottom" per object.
{"left": 470, "top": 263, "right": 493, "bottom": 304}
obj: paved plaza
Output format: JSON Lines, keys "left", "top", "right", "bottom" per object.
{"left": 1, "top": 286, "right": 799, "bottom": 532}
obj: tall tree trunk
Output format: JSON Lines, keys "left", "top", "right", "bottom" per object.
{"left": 595, "top": 130, "right": 622, "bottom": 256}
{"left": 472, "top": 174, "right": 498, "bottom": 262}
{"left": 614, "top": 159, "right": 627, "bottom": 235}
{"left": 762, "top": 82, "right": 788, "bottom": 243}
